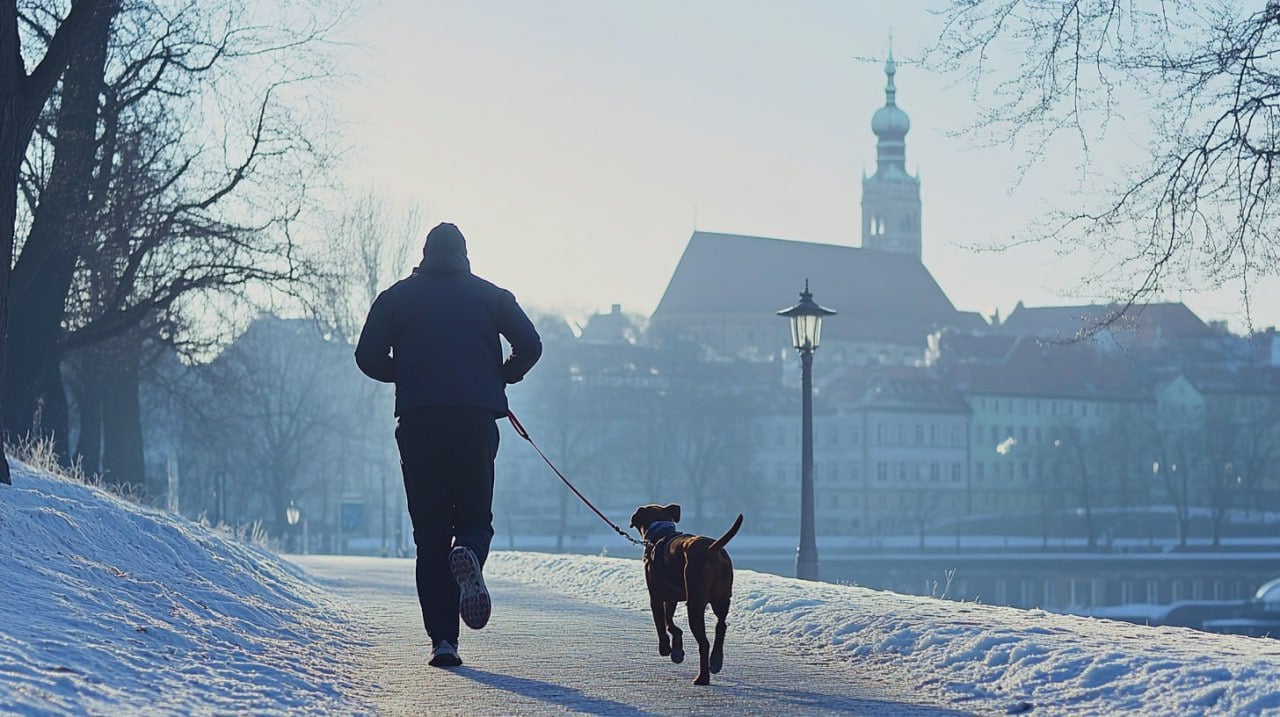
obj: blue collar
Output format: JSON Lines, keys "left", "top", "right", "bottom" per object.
{"left": 646, "top": 520, "right": 679, "bottom": 542}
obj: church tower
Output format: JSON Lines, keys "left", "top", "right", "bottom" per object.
{"left": 861, "top": 48, "right": 922, "bottom": 259}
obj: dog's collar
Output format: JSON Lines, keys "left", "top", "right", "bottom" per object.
{"left": 645, "top": 520, "right": 679, "bottom": 543}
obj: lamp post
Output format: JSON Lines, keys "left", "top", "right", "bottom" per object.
{"left": 286, "top": 502, "right": 306, "bottom": 555}
{"left": 778, "top": 280, "right": 836, "bottom": 581}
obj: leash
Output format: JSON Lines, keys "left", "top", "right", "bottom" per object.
{"left": 506, "top": 409, "right": 643, "bottom": 547}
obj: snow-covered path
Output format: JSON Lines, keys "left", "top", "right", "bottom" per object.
{"left": 294, "top": 555, "right": 969, "bottom": 716}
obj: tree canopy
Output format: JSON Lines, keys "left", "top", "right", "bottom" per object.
{"left": 932, "top": 0, "right": 1280, "bottom": 328}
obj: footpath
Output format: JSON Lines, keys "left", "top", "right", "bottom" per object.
{"left": 293, "top": 555, "right": 973, "bottom": 716}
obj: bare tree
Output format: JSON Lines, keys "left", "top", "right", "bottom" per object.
{"left": 7, "top": 0, "right": 341, "bottom": 488}
{"left": 519, "top": 331, "right": 616, "bottom": 550}
{"left": 315, "top": 190, "right": 421, "bottom": 342}
{"left": 1201, "top": 395, "right": 1280, "bottom": 546}
{"left": 318, "top": 191, "right": 420, "bottom": 553}
{"left": 187, "top": 315, "right": 354, "bottom": 537}
{"left": 933, "top": 1, "right": 1280, "bottom": 330}
{"left": 1, "top": 0, "right": 119, "bottom": 484}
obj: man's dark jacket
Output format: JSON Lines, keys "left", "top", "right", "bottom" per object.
{"left": 354, "top": 248, "right": 542, "bottom": 418}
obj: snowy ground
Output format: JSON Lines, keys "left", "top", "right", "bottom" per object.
{"left": 6, "top": 460, "right": 1280, "bottom": 715}
{"left": 489, "top": 554, "right": 1280, "bottom": 715}
{"left": 0, "top": 460, "right": 370, "bottom": 715}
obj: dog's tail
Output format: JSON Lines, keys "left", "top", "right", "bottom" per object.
{"left": 708, "top": 514, "right": 744, "bottom": 552}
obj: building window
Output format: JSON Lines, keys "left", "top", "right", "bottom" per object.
{"left": 952, "top": 464, "right": 962, "bottom": 483}
{"left": 930, "top": 463, "right": 941, "bottom": 482}
{"left": 976, "top": 462, "right": 985, "bottom": 481}
{"left": 877, "top": 463, "right": 887, "bottom": 482}
{"left": 915, "top": 425, "right": 924, "bottom": 445}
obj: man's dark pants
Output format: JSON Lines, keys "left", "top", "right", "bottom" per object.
{"left": 396, "top": 406, "right": 499, "bottom": 646}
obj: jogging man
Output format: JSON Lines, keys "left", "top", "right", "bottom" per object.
{"left": 355, "top": 221, "right": 542, "bottom": 667}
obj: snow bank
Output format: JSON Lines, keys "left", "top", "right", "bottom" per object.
{"left": 488, "top": 552, "right": 1280, "bottom": 715}
{"left": 0, "top": 461, "right": 366, "bottom": 715}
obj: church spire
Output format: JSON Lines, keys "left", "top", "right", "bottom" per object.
{"left": 870, "top": 43, "right": 910, "bottom": 175}
{"left": 861, "top": 36, "right": 922, "bottom": 260}
{"left": 884, "top": 34, "right": 897, "bottom": 106}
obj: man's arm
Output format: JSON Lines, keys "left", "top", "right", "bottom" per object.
{"left": 498, "top": 291, "right": 542, "bottom": 384}
{"left": 355, "top": 294, "right": 396, "bottom": 383}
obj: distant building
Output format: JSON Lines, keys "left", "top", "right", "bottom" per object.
{"left": 933, "top": 331, "right": 1155, "bottom": 517}
{"left": 843, "top": 366, "right": 971, "bottom": 537}
{"left": 650, "top": 51, "right": 982, "bottom": 364}
{"left": 578, "top": 304, "right": 638, "bottom": 345}
{"left": 861, "top": 48, "right": 921, "bottom": 259}
{"left": 650, "top": 232, "right": 985, "bottom": 363}
{"left": 998, "top": 301, "right": 1216, "bottom": 350}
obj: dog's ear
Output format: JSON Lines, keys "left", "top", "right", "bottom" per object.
{"left": 629, "top": 508, "right": 643, "bottom": 530}
{"left": 663, "top": 503, "right": 681, "bottom": 523}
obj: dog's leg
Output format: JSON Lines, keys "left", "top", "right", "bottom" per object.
{"left": 650, "top": 595, "right": 671, "bottom": 658}
{"left": 664, "top": 601, "right": 684, "bottom": 664}
{"left": 709, "top": 596, "right": 729, "bottom": 674}
{"left": 687, "top": 599, "right": 712, "bottom": 685}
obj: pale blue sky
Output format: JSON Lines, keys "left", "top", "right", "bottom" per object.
{"left": 328, "top": 0, "right": 1280, "bottom": 333}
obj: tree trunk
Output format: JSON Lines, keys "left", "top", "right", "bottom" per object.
{"left": 0, "top": 6, "right": 19, "bottom": 485}
{"left": 0, "top": 0, "right": 116, "bottom": 487}
{"left": 39, "top": 360, "right": 70, "bottom": 462}
{"left": 73, "top": 352, "right": 104, "bottom": 476}
{"left": 101, "top": 337, "right": 144, "bottom": 492}
{"left": 4, "top": 5, "right": 112, "bottom": 447}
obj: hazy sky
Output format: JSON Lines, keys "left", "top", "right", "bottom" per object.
{"left": 330, "top": 1, "right": 1280, "bottom": 333}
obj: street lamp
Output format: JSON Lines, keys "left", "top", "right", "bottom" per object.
{"left": 778, "top": 280, "right": 836, "bottom": 581}
{"left": 286, "top": 502, "right": 307, "bottom": 555}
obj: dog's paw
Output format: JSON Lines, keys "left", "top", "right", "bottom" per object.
{"left": 693, "top": 673, "right": 710, "bottom": 686}
{"left": 658, "top": 643, "right": 671, "bottom": 657}
{"left": 670, "top": 648, "right": 684, "bottom": 664}
{"left": 709, "top": 654, "right": 723, "bottom": 674}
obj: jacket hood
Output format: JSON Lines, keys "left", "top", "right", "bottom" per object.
{"left": 419, "top": 222, "right": 471, "bottom": 274}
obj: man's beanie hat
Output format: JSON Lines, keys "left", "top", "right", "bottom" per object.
{"left": 423, "top": 222, "right": 467, "bottom": 257}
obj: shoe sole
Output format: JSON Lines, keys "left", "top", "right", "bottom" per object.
{"left": 450, "top": 546, "right": 491, "bottom": 630}
{"left": 429, "top": 651, "right": 462, "bottom": 668}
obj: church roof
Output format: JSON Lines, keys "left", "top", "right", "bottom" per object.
{"left": 652, "top": 231, "right": 984, "bottom": 344}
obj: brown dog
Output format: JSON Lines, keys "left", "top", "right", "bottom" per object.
{"left": 629, "top": 503, "right": 743, "bottom": 686}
